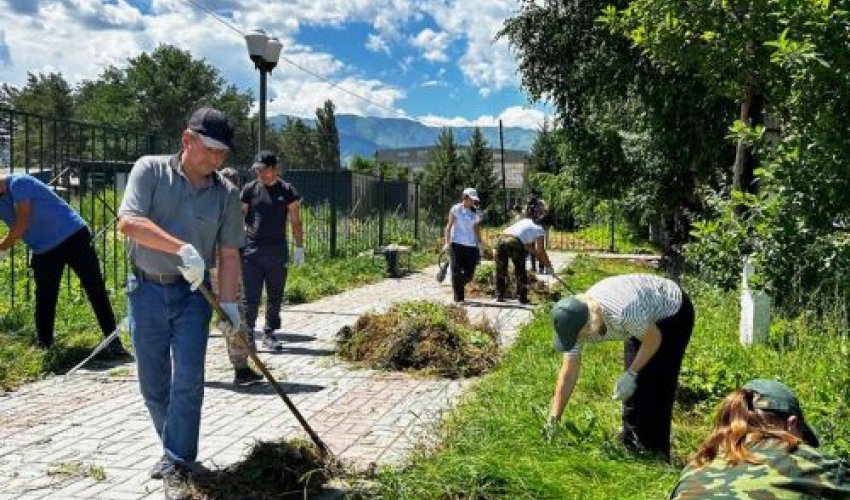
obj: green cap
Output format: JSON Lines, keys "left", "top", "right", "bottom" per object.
{"left": 743, "top": 379, "right": 820, "bottom": 447}
{"left": 552, "top": 296, "right": 589, "bottom": 352}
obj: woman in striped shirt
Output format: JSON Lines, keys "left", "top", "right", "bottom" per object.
{"left": 546, "top": 273, "right": 694, "bottom": 460}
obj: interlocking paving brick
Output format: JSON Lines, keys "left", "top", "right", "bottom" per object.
{"left": 0, "top": 254, "right": 572, "bottom": 498}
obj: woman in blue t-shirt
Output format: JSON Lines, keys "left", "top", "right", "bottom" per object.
{"left": 443, "top": 187, "right": 484, "bottom": 303}
{"left": 0, "top": 173, "right": 129, "bottom": 356}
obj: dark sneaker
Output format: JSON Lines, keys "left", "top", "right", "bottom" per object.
{"left": 163, "top": 464, "right": 193, "bottom": 500}
{"left": 97, "top": 340, "right": 133, "bottom": 361}
{"left": 149, "top": 455, "right": 168, "bottom": 480}
{"left": 261, "top": 334, "right": 283, "bottom": 352}
{"left": 233, "top": 367, "right": 263, "bottom": 385}
{"left": 518, "top": 297, "right": 531, "bottom": 305}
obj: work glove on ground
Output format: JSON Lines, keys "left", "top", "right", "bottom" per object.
{"left": 293, "top": 247, "right": 305, "bottom": 267}
{"left": 177, "top": 244, "right": 205, "bottom": 291}
{"left": 612, "top": 370, "right": 638, "bottom": 401}
{"left": 218, "top": 302, "right": 240, "bottom": 338}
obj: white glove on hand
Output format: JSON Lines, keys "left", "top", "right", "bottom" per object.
{"left": 177, "top": 244, "right": 205, "bottom": 291}
{"left": 612, "top": 370, "right": 638, "bottom": 401}
{"left": 293, "top": 247, "right": 305, "bottom": 267}
{"left": 0, "top": 250, "right": 7, "bottom": 262}
{"left": 218, "top": 302, "right": 240, "bottom": 338}
{"left": 543, "top": 415, "right": 559, "bottom": 441}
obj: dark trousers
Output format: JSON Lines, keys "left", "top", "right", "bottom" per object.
{"left": 31, "top": 227, "right": 117, "bottom": 347}
{"left": 450, "top": 243, "right": 479, "bottom": 302}
{"left": 495, "top": 236, "right": 528, "bottom": 301}
{"left": 622, "top": 292, "right": 694, "bottom": 461}
{"left": 242, "top": 245, "right": 288, "bottom": 333}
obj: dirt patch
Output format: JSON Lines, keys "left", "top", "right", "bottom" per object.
{"left": 188, "top": 439, "right": 334, "bottom": 499}
{"left": 336, "top": 301, "right": 499, "bottom": 378}
{"left": 467, "top": 263, "right": 562, "bottom": 302}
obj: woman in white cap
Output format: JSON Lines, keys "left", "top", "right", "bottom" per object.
{"left": 546, "top": 273, "right": 694, "bottom": 461}
{"left": 443, "top": 187, "right": 484, "bottom": 303}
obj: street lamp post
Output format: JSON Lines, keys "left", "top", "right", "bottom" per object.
{"left": 245, "top": 29, "right": 283, "bottom": 153}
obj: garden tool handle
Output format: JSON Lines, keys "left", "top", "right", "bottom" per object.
{"left": 196, "top": 284, "right": 332, "bottom": 458}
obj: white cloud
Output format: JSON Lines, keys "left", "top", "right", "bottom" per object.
{"left": 421, "top": 0, "right": 520, "bottom": 91}
{"left": 266, "top": 76, "right": 406, "bottom": 119}
{"left": 365, "top": 33, "right": 390, "bottom": 54}
{"left": 418, "top": 106, "right": 545, "bottom": 130}
{"left": 410, "top": 28, "right": 450, "bottom": 63}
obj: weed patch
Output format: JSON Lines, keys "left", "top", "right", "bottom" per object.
{"left": 337, "top": 301, "right": 499, "bottom": 378}
{"left": 467, "top": 262, "right": 562, "bottom": 303}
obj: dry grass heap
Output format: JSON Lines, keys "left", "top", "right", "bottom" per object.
{"left": 336, "top": 301, "right": 499, "bottom": 378}
{"left": 188, "top": 439, "right": 332, "bottom": 499}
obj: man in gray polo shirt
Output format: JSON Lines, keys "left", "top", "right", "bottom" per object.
{"left": 118, "top": 107, "right": 244, "bottom": 500}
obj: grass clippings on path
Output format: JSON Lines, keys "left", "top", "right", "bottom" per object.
{"left": 337, "top": 301, "right": 499, "bottom": 378}
{"left": 189, "top": 439, "right": 332, "bottom": 499}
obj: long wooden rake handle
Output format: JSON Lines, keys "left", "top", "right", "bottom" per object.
{"left": 197, "top": 284, "right": 331, "bottom": 458}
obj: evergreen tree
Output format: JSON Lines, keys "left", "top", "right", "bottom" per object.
{"left": 315, "top": 99, "right": 340, "bottom": 170}
{"left": 278, "top": 118, "right": 319, "bottom": 169}
{"left": 462, "top": 127, "right": 500, "bottom": 210}
{"left": 527, "top": 119, "right": 561, "bottom": 175}
{"left": 423, "top": 128, "right": 463, "bottom": 211}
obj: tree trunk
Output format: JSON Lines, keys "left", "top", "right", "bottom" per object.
{"left": 733, "top": 87, "right": 765, "bottom": 195}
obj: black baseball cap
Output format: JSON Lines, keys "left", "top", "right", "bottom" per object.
{"left": 251, "top": 151, "right": 278, "bottom": 170}
{"left": 187, "top": 107, "right": 234, "bottom": 150}
{"left": 744, "top": 379, "right": 820, "bottom": 447}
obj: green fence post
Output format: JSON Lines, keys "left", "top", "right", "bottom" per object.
{"left": 608, "top": 198, "right": 616, "bottom": 253}
{"left": 378, "top": 167, "right": 385, "bottom": 247}
{"left": 413, "top": 182, "right": 420, "bottom": 249}
{"left": 329, "top": 168, "right": 338, "bottom": 258}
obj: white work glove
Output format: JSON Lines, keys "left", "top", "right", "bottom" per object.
{"left": 218, "top": 302, "right": 240, "bottom": 338}
{"left": 0, "top": 250, "right": 7, "bottom": 262}
{"left": 612, "top": 370, "right": 638, "bottom": 401}
{"left": 543, "top": 415, "right": 559, "bottom": 441}
{"left": 177, "top": 244, "right": 205, "bottom": 291}
{"left": 293, "top": 247, "right": 305, "bottom": 267}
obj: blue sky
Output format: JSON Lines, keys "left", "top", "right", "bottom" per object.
{"left": 0, "top": 0, "right": 549, "bottom": 129}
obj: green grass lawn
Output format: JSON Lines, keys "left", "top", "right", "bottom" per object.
{"left": 0, "top": 249, "right": 439, "bottom": 391}
{"left": 368, "top": 256, "right": 850, "bottom": 499}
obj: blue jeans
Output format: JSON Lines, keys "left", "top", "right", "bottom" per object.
{"left": 127, "top": 274, "right": 212, "bottom": 464}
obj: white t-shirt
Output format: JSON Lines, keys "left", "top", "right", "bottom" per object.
{"left": 449, "top": 203, "right": 482, "bottom": 247}
{"left": 504, "top": 218, "right": 545, "bottom": 245}
{"left": 567, "top": 274, "right": 683, "bottom": 355}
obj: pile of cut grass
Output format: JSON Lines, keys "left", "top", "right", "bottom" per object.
{"left": 337, "top": 301, "right": 499, "bottom": 378}
{"left": 189, "top": 439, "right": 332, "bottom": 499}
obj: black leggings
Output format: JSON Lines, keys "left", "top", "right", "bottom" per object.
{"left": 31, "top": 227, "right": 117, "bottom": 347}
{"left": 622, "top": 292, "right": 694, "bottom": 461}
{"left": 449, "top": 243, "right": 479, "bottom": 302}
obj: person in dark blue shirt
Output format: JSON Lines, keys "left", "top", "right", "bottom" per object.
{"left": 0, "top": 173, "right": 129, "bottom": 356}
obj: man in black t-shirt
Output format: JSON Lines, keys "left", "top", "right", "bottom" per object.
{"left": 241, "top": 151, "right": 304, "bottom": 351}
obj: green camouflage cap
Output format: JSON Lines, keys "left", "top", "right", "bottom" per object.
{"left": 744, "top": 379, "right": 820, "bottom": 447}
{"left": 552, "top": 296, "right": 589, "bottom": 352}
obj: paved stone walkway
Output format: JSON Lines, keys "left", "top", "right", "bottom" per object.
{"left": 0, "top": 253, "right": 572, "bottom": 499}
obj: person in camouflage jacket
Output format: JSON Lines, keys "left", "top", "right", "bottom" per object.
{"left": 670, "top": 379, "right": 850, "bottom": 499}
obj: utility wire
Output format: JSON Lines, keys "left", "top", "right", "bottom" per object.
{"left": 180, "top": 0, "right": 407, "bottom": 118}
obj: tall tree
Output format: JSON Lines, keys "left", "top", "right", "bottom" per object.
{"left": 315, "top": 99, "right": 340, "bottom": 170}
{"left": 462, "top": 127, "right": 500, "bottom": 209}
{"left": 123, "top": 44, "right": 224, "bottom": 140}
{"left": 526, "top": 119, "right": 561, "bottom": 176}
{"left": 1, "top": 72, "right": 74, "bottom": 117}
{"left": 278, "top": 118, "right": 319, "bottom": 169}
{"left": 423, "top": 128, "right": 463, "bottom": 211}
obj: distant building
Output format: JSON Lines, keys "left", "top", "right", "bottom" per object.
{"left": 375, "top": 146, "right": 529, "bottom": 207}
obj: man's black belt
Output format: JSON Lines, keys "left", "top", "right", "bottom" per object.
{"left": 133, "top": 267, "right": 184, "bottom": 285}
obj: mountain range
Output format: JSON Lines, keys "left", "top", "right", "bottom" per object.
{"left": 270, "top": 114, "right": 538, "bottom": 165}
